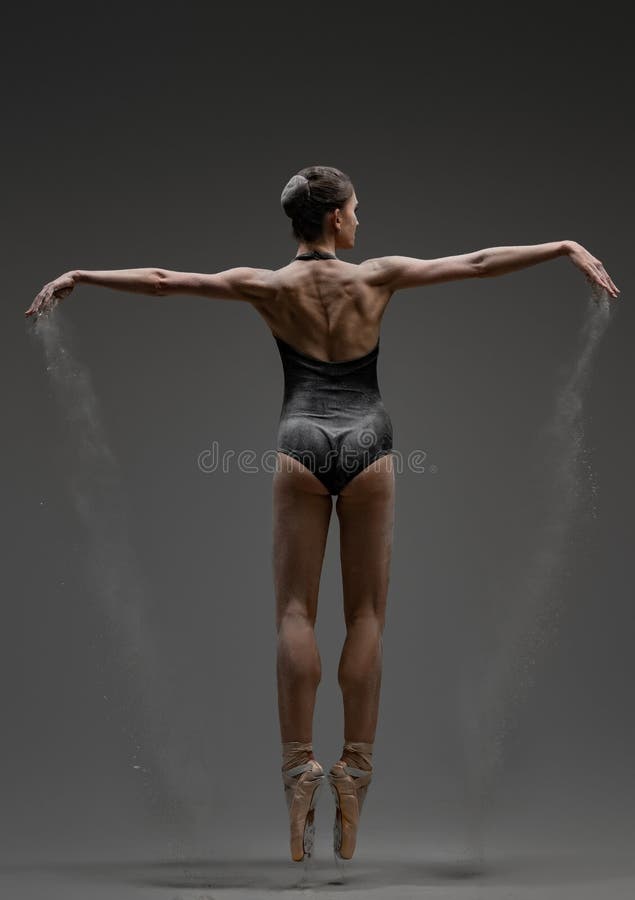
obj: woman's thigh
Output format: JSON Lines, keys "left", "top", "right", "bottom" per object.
{"left": 335, "top": 452, "right": 395, "bottom": 629}
{"left": 273, "top": 451, "right": 334, "bottom": 629}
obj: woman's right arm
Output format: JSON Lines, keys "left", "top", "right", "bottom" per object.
{"left": 362, "top": 241, "right": 619, "bottom": 299}
{"left": 24, "top": 267, "right": 162, "bottom": 318}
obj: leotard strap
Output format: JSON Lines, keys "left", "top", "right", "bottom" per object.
{"left": 294, "top": 250, "right": 338, "bottom": 260}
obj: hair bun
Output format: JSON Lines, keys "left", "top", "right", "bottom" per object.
{"left": 280, "top": 173, "right": 311, "bottom": 217}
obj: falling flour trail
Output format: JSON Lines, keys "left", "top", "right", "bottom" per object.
{"left": 457, "top": 286, "right": 613, "bottom": 863}
{"left": 27, "top": 309, "right": 209, "bottom": 866}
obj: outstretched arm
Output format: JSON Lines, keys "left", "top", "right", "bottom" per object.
{"left": 25, "top": 266, "right": 275, "bottom": 318}
{"left": 362, "top": 240, "right": 619, "bottom": 299}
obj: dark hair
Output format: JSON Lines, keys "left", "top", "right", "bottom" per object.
{"left": 280, "top": 165, "right": 354, "bottom": 242}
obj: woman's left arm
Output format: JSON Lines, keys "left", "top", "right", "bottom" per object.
{"left": 25, "top": 266, "right": 276, "bottom": 318}
{"left": 70, "top": 266, "right": 275, "bottom": 301}
{"left": 25, "top": 267, "right": 167, "bottom": 318}
{"left": 478, "top": 240, "right": 619, "bottom": 299}
{"left": 155, "top": 267, "right": 276, "bottom": 302}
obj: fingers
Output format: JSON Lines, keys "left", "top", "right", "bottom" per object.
{"left": 24, "top": 299, "right": 41, "bottom": 318}
{"left": 598, "top": 263, "right": 619, "bottom": 297}
{"left": 588, "top": 263, "right": 619, "bottom": 300}
{"left": 25, "top": 275, "right": 75, "bottom": 317}
{"left": 25, "top": 287, "right": 54, "bottom": 318}
{"left": 24, "top": 296, "right": 43, "bottom": 318}
{"left": 25, "top": 285, "right": 46, "bottom": 317}
{"left": 575, "top": 247, "right": 620, "bottom": 301}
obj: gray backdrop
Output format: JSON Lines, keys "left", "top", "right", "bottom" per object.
{"left": 3, "top": 3, "right": 633, "bottom": 897}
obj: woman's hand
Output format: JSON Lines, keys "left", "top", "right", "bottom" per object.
{"left": 566, "top": 241, "right": 620, "bottom": 300}
{"left": 24, "top": 271, "right": 77, "bottom": 319}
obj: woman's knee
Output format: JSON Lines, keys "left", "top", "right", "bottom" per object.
{"left": 276, "top": 600, "right": 319, "bottom": 633}
{"left": 343, "top": 607, "right": 386, "bottom": 634}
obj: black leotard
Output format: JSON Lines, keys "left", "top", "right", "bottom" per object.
{"left": 274, "top": 251, "right": 393, "bottom": 495}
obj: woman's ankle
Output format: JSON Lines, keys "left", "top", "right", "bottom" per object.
{"left": 281, "top": 740, "right": 314, "bottom": 771}
{"left": 341, "top": 740, "right": 373, "bottom": 771}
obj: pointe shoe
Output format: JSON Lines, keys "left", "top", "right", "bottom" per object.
{"left": 281, "top": 757, "right": 325, "bottom": 862}
{"left": 327, "top": 759, "right": 373, "bottom": 860}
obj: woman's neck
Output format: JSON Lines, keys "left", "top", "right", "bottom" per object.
{"left": 296, "top": 242, "right": 336, "bottom": 256}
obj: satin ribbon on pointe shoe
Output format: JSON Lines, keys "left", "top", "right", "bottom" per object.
{"left": 328, "top": 741, "right": 374, "bottom": 861}
{"left": 281, "top": 742, "right": 326, "bottom": 863}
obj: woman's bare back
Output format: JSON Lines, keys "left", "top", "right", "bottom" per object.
{"left": 252, "top": 257, "right": 393, "bottom": 363}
